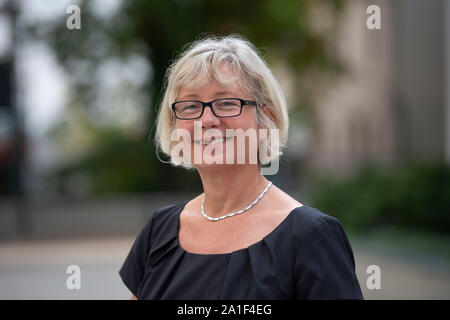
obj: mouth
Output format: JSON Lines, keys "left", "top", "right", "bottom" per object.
{"left": 194, "top": 136, "right": 234, "bottom": 146}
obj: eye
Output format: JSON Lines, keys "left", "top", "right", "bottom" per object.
{"left": 216, "top": 100, "right": 239, "bottom": 107}
{"left": 182, "top": 104, "right": 201, "bottom": 111}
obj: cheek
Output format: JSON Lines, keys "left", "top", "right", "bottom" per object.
{"left": 244, "top": 107, "right": 258, "bottom": 126}
{"left": 173, "top": 122, "right": 195, "bottom": 152}
{"left": 232, "top": 114, "right": 258, "bottom": 131}
{"left": 175, "top": 121, "right": 194, "bottom": 135}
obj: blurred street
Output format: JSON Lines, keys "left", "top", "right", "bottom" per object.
{"left": 0, "top": 193, "right": 449, "bottom": 300}
{"left": 0, "top": 236, "right": 132, "bottom": 299}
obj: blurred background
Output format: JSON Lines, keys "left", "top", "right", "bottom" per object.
{"left": 0, "top": 0, "right": 449, "bottom": 299}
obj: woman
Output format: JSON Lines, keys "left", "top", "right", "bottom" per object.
{"left": 119, "top": 35, "right": 363, "bottom": 300}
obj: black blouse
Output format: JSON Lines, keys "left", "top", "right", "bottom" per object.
{"left": 119, "top": 200, "right": 364, "bottom": 300}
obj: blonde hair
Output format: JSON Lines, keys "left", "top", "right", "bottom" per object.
{"left": 154, "top": 34, "right": 289, "bottom": 169}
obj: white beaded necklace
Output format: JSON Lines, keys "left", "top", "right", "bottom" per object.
{"left": 201, "top": 181, "right": 273, "bottom": 221}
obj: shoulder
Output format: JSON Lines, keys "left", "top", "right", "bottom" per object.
{"left": 289, "top": 204, "right": 356, "bottom": 268}
{"left": 266, "top": 183, "right": 340, "bottom": 232}
{"left": 292, "top": 205, "right": 362, "bottom": 299}
{"left": 134, "top": 200, "right": 187, "bottom": 240}
{"left": 289, "top": 204, "right": 344, "bottom": 239}
{"left": 148, "top": 200, "right": 188, "bottom": 228}
{"left": 151, "top": 201, "right": 188, "bottom": 219}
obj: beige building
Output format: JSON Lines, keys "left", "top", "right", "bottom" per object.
{"left": 300, "top": 0, "right": 447, "bottom": 178}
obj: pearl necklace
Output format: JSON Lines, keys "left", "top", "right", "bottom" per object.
{"left": 201, "top": 181, "right": 273, "bottom": 221}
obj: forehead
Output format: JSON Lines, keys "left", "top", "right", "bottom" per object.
{"left": 177, "top": 79, "right": 245, "bottom": 100}
{"left": 173, "top": 60, "right": 250, "bottom": 99}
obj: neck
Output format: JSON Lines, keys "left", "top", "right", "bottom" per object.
{"left": 196, "top": 164, "right": 269, "bottom": 218}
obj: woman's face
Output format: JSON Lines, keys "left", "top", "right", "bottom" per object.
{"left": 174, "top": 77, "right": 260, "bottom": 169}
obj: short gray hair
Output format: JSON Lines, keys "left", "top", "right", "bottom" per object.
{"left": 155, "top": 34, "right": 289, "bottom": 169}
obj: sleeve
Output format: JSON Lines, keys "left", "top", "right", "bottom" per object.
{"left": 119, "top": 214, "right": 154, "bottom": 298}
{"left": 294, "top": 216, "right": 364, "bottom": 300}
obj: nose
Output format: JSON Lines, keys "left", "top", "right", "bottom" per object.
{"left": 200, "top": 105, "right": 220, "bottom": 129}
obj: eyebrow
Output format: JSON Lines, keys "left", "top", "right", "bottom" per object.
{"left": 179, "top": 91, "right": 236, "bottom": 100}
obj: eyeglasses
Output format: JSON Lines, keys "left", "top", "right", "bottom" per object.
{"left": 172, "top": 98, "right": 257, "bottom": 120}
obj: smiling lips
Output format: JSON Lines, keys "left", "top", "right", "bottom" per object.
{"left": 194, "top": 136, "right": 234, "bottom": 145}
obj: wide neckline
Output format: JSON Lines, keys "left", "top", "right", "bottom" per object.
{"left": 175, "top": 199, "right": 309, "bottom": 257}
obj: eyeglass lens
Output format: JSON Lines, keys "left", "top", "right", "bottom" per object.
{"left": 174, "top": 98, "right": 242, "bottom": 119}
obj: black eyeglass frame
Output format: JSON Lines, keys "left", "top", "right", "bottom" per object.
{"left": 171, "top": 98, "right": 258, "bottom": 120}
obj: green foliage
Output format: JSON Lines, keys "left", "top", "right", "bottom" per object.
{"left": 49, "top": 127, "right": 201, "bottom": 196}
{"left": 309, "top": 161, "right": 450, "bottom": 235}
{"left": 35, "top": 0, "right": 345, "bottom": 116}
